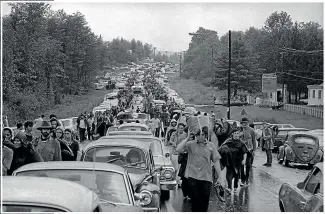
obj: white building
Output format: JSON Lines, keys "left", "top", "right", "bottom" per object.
{"left": 307, "top": 83, "right": 323, "bottom": 106}
{"left": 265, "top": 84, "right": 287, "bottom": 103}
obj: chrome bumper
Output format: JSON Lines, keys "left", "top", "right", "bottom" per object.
{"left": 142, "top": 207, "right": 159, "bottom": 212}
{"left": 160, "top": 180, "right": 177, "bottom": 191}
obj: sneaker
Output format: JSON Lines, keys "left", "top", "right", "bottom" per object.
{"left": 225, "top": 188, "right": 232, "bottom": 195}
{"left": 262, "top": 163, "right": 268, "bottom": 166}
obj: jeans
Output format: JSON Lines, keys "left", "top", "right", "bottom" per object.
{"left": 171, "top": 154, "right": 180, "bottom": 184}
{"left": 181, "top": 177, "right": 190, "bottom": 198}
{"left": 79, "top": 128, "right": 86, "bottom": 142}
{"left": 187, "top": 177, "right": 212, "bottom": 212}
{"left": 266, "top": 149, "right": 272, "bottom": 164}
{"left": 155, "top": 127, "right": 160, "bottom": 138}
{"left": 87, "top": 127, "right": 91, "bottom": 140}
{"left": 226, "top": 166, "right": 239, "bottom": 189}
{"left": 240, "top": 152, "right": 254, "bottom": 183}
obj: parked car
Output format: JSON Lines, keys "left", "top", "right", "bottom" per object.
{"left": 118, "top": 123, "right": 151, "bottom": 132}
{"left": 278, "top": 162, "right": 323, "bottom": 212}
{"left": 273, "top": 128, "right": 310, "bottom": 151}
{"left": 98, "top": 134, "right": 176, "bottom": 200}
{"left": 133, "top": 113, "right": 150, "bottom": 124}
{"left": 270, "top": 124, "right": 295, "bottom": 129}
{"left": 81, "top": 137, "right": 162, "bottom": 211}
{"left": 277, "top": 131, "right": 323, "bottom": 167}
{"left": 12, "top": 162, "right": 144, "bottom": 212}
{"left": 3, "top": 176, "right": 102, "bottom": 212}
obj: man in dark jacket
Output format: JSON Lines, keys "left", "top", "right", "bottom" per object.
{"left": 219, "top": 128, "right": 248, "bottom": 194}
{"left": 77, "top": 114, "right": 89, "bottom": 142}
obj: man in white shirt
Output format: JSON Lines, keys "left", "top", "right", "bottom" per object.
{"left": 150, "top": 114, "right": 161, "bottom": 138}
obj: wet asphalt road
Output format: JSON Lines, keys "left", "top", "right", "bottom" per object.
{"left": 161, "top": 149, "right": 311, "bottom": 212}
{"left": 80, "top": 140, "right": 311, "bottom": 212}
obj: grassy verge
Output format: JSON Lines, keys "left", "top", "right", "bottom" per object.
{"left": 41, "top": 88, "right": 109, "bottom": 120}
{"left": 167, "top": 73, "right": 323, "bottom": 130}
{"left": 167, "top": 73, "right": 226, "bottom": 105}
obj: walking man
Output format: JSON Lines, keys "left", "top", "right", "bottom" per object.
{"left": 169, "top": 123, "right": 187, "bottom": 186}
{"left": 176, "top": 127, "right": 222, "bottom": 212}
{"left": 33, "top": 121, "right": 62, "bottom": 162}
{"left": 240, "top": 117, "right": 256, "bottom": 186}
{"left": 261, "top": 121, "right": 273, "bottom": 167}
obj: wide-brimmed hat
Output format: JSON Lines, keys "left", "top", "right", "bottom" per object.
{"left": 37, "top": 121, "right": 54, "bottom": 130}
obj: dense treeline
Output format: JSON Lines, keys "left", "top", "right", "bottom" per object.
{"left": 182, "top": 11, "right": 323, "bottom": 102}
{"left": 2, "top": 3, "right": 154, "bottom": 123}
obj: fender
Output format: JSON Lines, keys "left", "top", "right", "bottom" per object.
{"left": 278, "top": 145, "right": 285, "bottom": 160}
{"left": 284, "top": 146, "right": 295, "bottom": 161}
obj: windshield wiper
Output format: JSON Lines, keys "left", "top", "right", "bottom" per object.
{"left": 99, "top": 198, "right": 117, "bottom": 206}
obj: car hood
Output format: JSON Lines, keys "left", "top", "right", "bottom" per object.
{"left": 128, "top": 171, "right": 149, "bottom": 188}
{"left": 152, "top": 155, "right": 166, "bottom": 167}
{"left": 101, "top": 204, "right": 142, "bottom": 212}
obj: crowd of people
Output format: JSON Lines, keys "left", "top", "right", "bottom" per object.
{"left": 1, "top": 67, "right": 280, "bottom": 212}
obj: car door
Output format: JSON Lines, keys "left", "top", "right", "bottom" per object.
{"left": 302, "top": 167, "right": 323, "bottom": 211}
{"left": 289, "top": 167, "right": 322, "bottom": 212}
{"left": 149, "top": 150, "right": 160, "bottom": 186}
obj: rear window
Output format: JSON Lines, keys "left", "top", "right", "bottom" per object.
{"left": 294, "top": 136, "right": 317, "bottom": 145}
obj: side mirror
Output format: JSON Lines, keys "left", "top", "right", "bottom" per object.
{"left": 297, "top": 182, "right": 305, "bottom": 189}
{"left": 134, "top": 193, "right": 143, "bottom": 200}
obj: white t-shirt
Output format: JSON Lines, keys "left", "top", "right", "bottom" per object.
{"left": 79, "top": 120, "right": 86, "bottom": 129}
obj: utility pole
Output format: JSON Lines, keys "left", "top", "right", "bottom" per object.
{"left": 179, "top": 52, "right": 182, "bottom": 75}
{"left": 228, "top": 30, "right": 231, "bottom": 120}
{"left": 281, "top": 52, "right": 285, "bottom": 104}
{"left": 153, "top": 47, "right": 156, "bottom": 61}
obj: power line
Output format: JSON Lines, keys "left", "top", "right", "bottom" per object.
{"left": 275, "top": 71, "right": 323, "bottom": 81}
{"left": 279, "top": 47, "right": 323, "bottom": 54}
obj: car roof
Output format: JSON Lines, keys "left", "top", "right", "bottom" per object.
{"left": 13, "top": 161, "right": 126, "bottom": 174}
{"left": 119, "top": 123, "right": 149, "bottom": 129}
{"left": 287, "top": 131, "right": 319, "bottom": 137}
{"left": 278, "top": 128, "right": 309, "bottom": 131}
{"left": 108, "top": 131, "right": 152, "bottom": 136}
{"left": 3, "top": 176, "right": 98, "bottom": 212}
{"left": 84, "top": 135, "right": 159, "bottom": 151}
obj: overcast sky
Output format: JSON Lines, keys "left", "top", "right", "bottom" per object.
{"left": 2, "top": 2, "right": 323, "bottom": 52}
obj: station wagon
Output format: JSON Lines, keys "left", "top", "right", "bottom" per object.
{"left": 3, "top": 176, "right": 102, "bottom": 212}
{"left": 81, "top": 137, "right": 162, "bottom": 212}
{"left": 12, "top": 162, "right": 144, "bottom": 212}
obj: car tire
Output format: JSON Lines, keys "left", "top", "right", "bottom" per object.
{"left": 161, "top": 190, "right": 170, "bottom": 201}
{"left": 284, "top": 154, "right": 290, "bottom": 167}
{"left": 277, "top": 151, "right": 283, "bottom": 164}
{"left": 279, "top": 201, "right": 285, "bottom": 212}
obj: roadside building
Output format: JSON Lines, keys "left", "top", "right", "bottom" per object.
{"left": 307, "top": 83, "right": 323, "bottom": 106}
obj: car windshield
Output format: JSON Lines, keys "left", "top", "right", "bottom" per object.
{"left": 119, "top": 126, "right": 148, "bottom": 131}
{"left": 136, "top": 114, "right": 147, "bottom": 119}
{"left": 61, "top": 120, "right": 71, "bottom": 127}
{"left": 3, "top": 205, "right": 65, "bottom": 212}
{"left": 294, "top": 136, "right": 317, "bottom": 145}
{"left": 278, "top": 124, "right": 295, "bottom": 128}
{"left": 117, "top": 113, "right": 133, "bottom": 120}
{"left": 16, "top": 170, "right": 130, "bottom": 204}
{"left": 84, "top": 146, "right": 148, "bottom": 169}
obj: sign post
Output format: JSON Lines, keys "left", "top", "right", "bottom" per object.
{"left": 262, "top": 73, "right": 277, "bottom": 92}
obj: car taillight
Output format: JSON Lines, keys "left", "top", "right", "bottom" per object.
{"left": 163, "top": 169, "right": 173, "bottom": 180}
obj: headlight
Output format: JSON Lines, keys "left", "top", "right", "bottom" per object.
{"left": 139, "top": 190, "right": 152, "bottom": 206}
{"left": 163, "top": 170, "right": 173, "bottom": 180}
